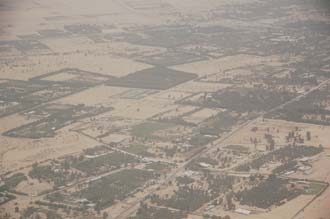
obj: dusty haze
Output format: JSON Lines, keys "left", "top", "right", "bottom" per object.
{"left": 1, "top": 0, "right": 330, "bottom": 219}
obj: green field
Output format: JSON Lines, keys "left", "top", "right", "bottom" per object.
{"left": 131, "top": 122, "right": 174, "bottom": 138}
{"left": 124, "top": 144, "right": 153, "bottom": 157}
{"left": 304, "top": 182, "right": 327, "bottom": 195}
{"left": 75, "top": 169, "right": 154, "bottom": 210}
{"left": 72, "top": 152, "right": 139, "bottom": 175}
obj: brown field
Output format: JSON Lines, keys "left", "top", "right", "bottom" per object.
{"left": 222, "top": 118, "right": 330, "bottom": 151}
{"left": 0, "top": 124, "right": 99, "bottom": 174}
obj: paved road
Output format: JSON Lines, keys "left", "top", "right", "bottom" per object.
{"left": 113, "top": 79, "right": 330, "bottom": 219}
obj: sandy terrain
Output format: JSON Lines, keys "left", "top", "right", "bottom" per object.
{"left": 183, "top": 108, "right": 221, "bottom": 125}
{"left": 209, "top": 195, "right": 314, "bottom": 219}
{"left": 0, "top": 52, "right": 152, "bottom": 80}
{"left": 171, "top": 54, "right": 284, "bottom": 77}
{"left": 0, "top": 124, "right": 99, "bottom": 174}
{"left": 222, "top": 118, "right": 330, "bottom": 151}
{"left": 55, "top": 85, "right": 130, "bottom": 106}
{"left": 15, "top": 178, "right": 53, "bottom": 196}
{"left": 154, "top": 105, "right": 198, "bottom": 120}
{"left": 1, "top": 0, "right": 330, "bottom": 218}
{"left": 108, "top": 98, "right": 175, "bottom": 120}
{"left": 146, "top": 90, "right": 193, "bottom": 102}
{"left": 172, "top": 81, "right": 232, "bottom": 93}
{"left": 302, "top": 186, "right": 330, "bottom": 219}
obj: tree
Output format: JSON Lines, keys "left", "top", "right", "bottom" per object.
{"left": 1, "top": 212, "right": 11, "bottom": 219}
{"left": 102, "top": 212, "right": 109, "bottom": 219}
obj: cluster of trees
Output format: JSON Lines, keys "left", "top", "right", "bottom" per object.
{"left": 151, "top": 174, "right": 235, "bottom": 212}
{"left": 131, "top": 204, "right": 187, "bottom": 219}
{"left": 203, "top": 88, "right": 295, "bottom": 113}
{"left": 203, "top": 215, "right": 231, "bottom": 219}
{"left": 150, "top": 186, "right": 213, "bottom": 212}
{"left": 75, "top": 169, "right": 154, "bottom": 210}
{"left": 0, "top": 173, "right": 27, "bottom": 192}
{"left": 29, "top": 163, "right": 81, "bottom": 188}
{"left": 236, "top": 145, "right": 322, "bottom": 172}
{"left": 267, "top": 88, "right": 330, "bottom": 125}
{"left": 236, "top": 176, "right": 301, "bottom": 209}
{"left": 199, "top": 111, "right": 238, "bottom": 136}
{"left": 71, "top": 152, "right": 139, "bottom": 175}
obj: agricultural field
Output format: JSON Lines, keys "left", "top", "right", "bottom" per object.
{"left": 1, "top": 0, "right": 330, "bottom": 218}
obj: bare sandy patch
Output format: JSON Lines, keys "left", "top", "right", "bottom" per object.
{"left": 0, "top": 52, "right": 151, "bottom": 80}
{"left": 109, "top": 98, "right": 175, "bottom": 120}
{"left": 55, "top": 85, "right": 130, "bottom": 106}
{"left": 183, "top": 108, "right": 221, "bottom": 125}
{"left": 145, "top": 90, "right": 193, "bottom": 102}
{"left": 222, "top": 118, "right": 330, "bottom": 151}
{"left": 302, "top": 186, "right": 330, "bottom": 219}
{"left": 153, "top": 105, "right": 198, "bottom": 121}
{"left": 171, "top": 54, "right": 284, "bottom": 77}
{"left": 172, "top": 81, "right": 232, "bottom": 93}
{"left": 15, "top": 178, "right": 53, "bottom": 196}
{"left": 0, "top": 125, "right": 99, "bottom": 174}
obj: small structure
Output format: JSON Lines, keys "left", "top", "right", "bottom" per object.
{"left": 199, "top": 162, "right": 211, "bottom": 168}
{"left": 235, "top": 208, "right": 251, "bottom": 215}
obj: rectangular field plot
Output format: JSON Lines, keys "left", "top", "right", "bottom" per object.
{"left": 38, "top": 29, "right": 71, "bottom": 38}
{"left": 25, "top": 146, "right": 140, "bottom": 188}
{"left": 116, "top": 88, "right": 158, "bottom": 99}
{"left": 71, "top": 151, "right": 139, "bottom": 175}
{"left": 150, "top": 173, "right": 237, "bottom": 212}
{"left": 235, "top": 145, "right": 323, "bottom": 173}
{"left": 108, "top": 67, "right": 197, "bottom": 90}
{"left": 131, "top": 121, "right": 175, "bottom": 139}
{"left": 130, "top": 206, "right": 187, "bottom": 219}
{"left": 182, "top": 108, "right": 221, "bottom": 125}
{"left": 0, "top": 80, "right": 85, "bottom": 118}
{"left": 266, "top": 83, "right": 330, "bottom": 126}
{"left": 110, "top": 26, "right": 200, "bottom": 48}
{"left": 136, "top": 50, "right": 205, "bottom": 67}
{"left": 181, "top": 86, "right": 296, "bottom": 113}
{"left": 64, "top": 24, "right": 102, "bottom": 35}
{"left": 0, "top": 39, "right": 51, "bottom": 54}
{"left": 74, "top": 168, "right": 155, "bottom": 210}
{"left": 236, "top": 176, "right": 326, "bottom": 209}
{"left": 31, "top": 68, "right": 113, "bottom": 86}
{"left": 4, "top": 104, "right": 112, "bottom": 138}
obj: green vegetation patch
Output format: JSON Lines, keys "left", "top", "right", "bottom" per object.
{"left": 224, "top": 145, "right": 249, "bottom": 153}
{"left": 0, "top": 173, "right": 27, "bottom": 192}
{"left": 151, "top": 174, "right": 235, "bottom": 212}
{"left": 176, "top": 176, "right": 194, "bottom": 185}
{"left": 236, "top": 145, "right": 322, "bottom": 172}
{"left": 237, "top": 176, "right": 302, "bottom": 209}
{"left": 124, "top": 144, "right": 153, "bottom": 157}
{"left": 266, "top": 86, "right": 330, "bottom": 125}
{"left": 145, "top": 162, "right": 170, "bottom": 172}
{"left": 131, "top": 122, "right": 174, "bottom": 138}
{"left": 204, "top": 87, "right": 295, "bottom": 113}
{"left": 131, "top": 205, "right": 187, "bottom": 219}
{"left": 304, "top": 182, "right": 327, "bottom": 195}
{"left": 151, "top": 186, "right": 212, "bottom": 212}
{"left": 29, "top": 163, "right": 80, "bottom": 187}
{"left": 45, "top": 192, "right": 65, "bottom": 203}
{"left": 189, "top": 134, "right": 216, "bottom": 147}
{"left": 72, "top": 152, "right": 139, "bottom": 175}
{"left": 108, "top": 67, "right": 197, "bottom": 90}
{"left": 75, "top": 169, "right": 154, "bottom": 210}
